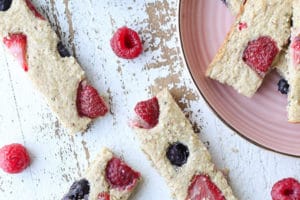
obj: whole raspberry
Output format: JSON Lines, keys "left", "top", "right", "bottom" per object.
{"left": 105, "top": 157, "right": 140, "bottom": 191}
{"left": 291, "top": 36, "right": 300, "bottom": 66}
{"left": 271, "top": 178, "right": 300, "bottom": 200}
{"left": 0, "top": 143, "right": 30, "bottom": 174}
{"left": 242, "top": 36, "right": 279, "bottom": 76}
{"left": 76, "top": 81, "right": 108, "bottom": 119}
{"left": 110, "top": 26, "right": 143, "bottom": 59}
{"left": 186, "top": 174, "right": 225, "bottom": 200}
{"left": 134, "top": 97, "right": 159, "bottom": 129}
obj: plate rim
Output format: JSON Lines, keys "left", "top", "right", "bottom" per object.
{"left": 177, "top": 0, "right": 299, "bottom": 158}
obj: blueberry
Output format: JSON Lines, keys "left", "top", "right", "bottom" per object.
{"left": 277, "top": 78, "right": 289, "bottom": 94}
{"left": 62, "top": 179, "right": 90, "bottom": 200}
{"left": 166, "top": 142, "right": 189, "bottom": 167}
{"left": 221, "top": 0, "right": 227, "bottom": 5}
{"left": 57, "top": 41, "right": 71, "bottom": 57}
{"left": 0, "top": 0, "right": 12, "bottom": 11}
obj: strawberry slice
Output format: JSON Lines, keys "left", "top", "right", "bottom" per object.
{"left": 133, "top": 97, "right": 159, "bottom": 129}
{"left": 3, "top": 33, "right": 28, "bottom": 72}
{"left": 25, "top": 0, "right": 45, "bottom": 20}
{"left": 97, "top": 192, "right": 110, "bottom": 200}
{"left": 76, "top": 81, "right": 108, "bottom": 119}
{"left": 186, "top": 174, "right": 225, "bottom": 200}
{"left": 105, "top": 157, "right": 140, "bottom": 191}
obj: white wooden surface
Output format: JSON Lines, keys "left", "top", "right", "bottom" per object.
{"left": 0, "top": 0, "right": 300, "bottom": 199}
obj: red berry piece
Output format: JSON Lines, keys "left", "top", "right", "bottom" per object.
{"left": 76, "top": 81, "right": 108, "bottom": 119}
{"left": 271, "top": 178, "right": 300, "bottom": 200}
{"left": 242, "top": 36, "right": 279, "bottom": 76}
{"left": 110, "top": 26, "right": 142, "bottom": 59}
{"left": 186, "top": 174, "right": 225, "bottom": 200}
{"left": 105, "top": 157, "right": 140, "bottom": 191}
{"left": 238, "top": 22, "right": 248, "bottom": 31}
{"left": 0, "top": 143, "right": 30, "bottom": 174}
{"left": 134, "top": 97, "right": 159, "bottom": 129}
{"left": 3, "top": 33, "right": 28, "bottom": 72}
{"left": 98, "top": 192, "right": 110, "bottom": 200}
{"left": 291, "top": 36, "right": 300, "bottom": 66}
{"left": 25, "top": 0, "right": 45, "bottom": 20}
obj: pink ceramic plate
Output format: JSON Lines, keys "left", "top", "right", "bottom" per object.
{"left": 179, "top": 0, "right": 300, "bottom": 156}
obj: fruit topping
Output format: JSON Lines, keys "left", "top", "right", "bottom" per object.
{"left": 238, "top": 22, "right": 248, "bottom": 31}
{"left": 25, "top": 0, "right": 45, "bottom": 20}
{"left": 186, "top": 174, "right": 225, "bottom": 200}
{"left": 57, "top": 41, "right": 71, "bottom": 57}
{"left": 0, "top": 143, "right": 30, "bottom": 174}
{"left": 133, "top": 97, "right": 159, "bottom": 129}
{"left": 277, "top": 78, "right": 289, "bottom": 95}
{"left": 271, "top": 178, "right": 300, "bottom": 200}
{"left": 220, "top": 0, "right": 227, "bottom": 6}
{"left": 76, "top": 81, "right": 108, "bottom": 119}
{"left": 291, "top": 36, "right": 300, "bottom": 66}
{"left": 105, "top": 157, "right": 140, "bottom": 191}
{"left": 98, "top": 192, "right": 110, "bottom": 200}
{"left": 62, "top": 178, "right": 90, "bottom": 200}
{"left": 166, "top": 142, "right": 189, "bottom": 167}
{"left": 0, "top": 0, "right": 12, "bottom": 11}
{"left": 3, "top": 33, "right": 28, "bottom": 72}
{"left": 110, "top": 26, "right": 142, "bottom": 59}
{"left": 242, "top": 36, "right": 279, "bottom": 76}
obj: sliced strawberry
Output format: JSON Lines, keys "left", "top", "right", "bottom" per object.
{"left": 97, "top": 192, "right": 110, "bottom": 200}
{"left": 242, "top": 36, "right": 279, "bottom": 76}
{"left": 186, "top": 174, "right": 225, "bottom": 200}
{"left": 105, "top": 157, "right": 140, "bottom": 191}
{"left": 76, "top": 81, "right": 108, "bottom": 119}
{"left": 271, "top": 178, "right": 300, "bottom": 200}
{"left": 25, "top": 0, "right": 45, "bottom": 20}
{"left": 133, "top": 97, "right": 159, "bottom": 129}
{"left": 3, "top": 33, "right": 28, "bottom": 72}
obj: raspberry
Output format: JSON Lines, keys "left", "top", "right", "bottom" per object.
{"left": 76, "top": 81, "right": 108, "bottom": 119}
{"left": 110, "top": 26, "right": 143, "bottom": 59}
{"left": 271, "top": 178, "right": 300, "bottom": 200}
{"left": 186, "top": 174, "right": 225, "bottom": 200}
{"left": 238, "top": 22, "right": 248, "bottom": 31}
{"left": 105, "top": 157, "right": 140, "bottom": 191}
{"left": 291, "top": 36, "right": 300, "bottom": 66}
{"left": 25, "top": 0, "right": 45, "bottom": 20}
{"left": 242, "top": 36, "right": 279, "bottom": 76}
{"left": 98, "top": 192, "right": 110, "bottom": 200}
{"left": 0, "top": 143, "right": 30, "bottom": 174}
{"left": 133, "top": 97, "right": 159, "bottom": 129}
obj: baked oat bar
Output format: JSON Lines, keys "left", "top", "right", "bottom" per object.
{"left": 0, "top": 0, "right": 108, "bottom": 134}
{"left": 131, "top": 89, "right": 237, "bottom": 200}
{"left": 207, "top": 0, "right": 292, "bottom": 97}
{"left": 62, "top": 147, "right": 141, "bottom": 200}
{"left": 287, "top": 0, "right": 300, "bottom": 122}
{"left": 222, "top": 0, "right": 290, "bottom": 79}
